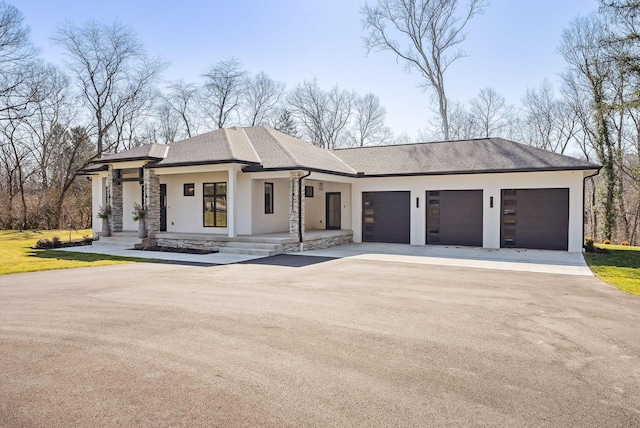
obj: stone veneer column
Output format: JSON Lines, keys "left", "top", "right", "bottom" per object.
{"left": 144, "top": 168, "right": 160, "bottom": 237}
{"left": 108, "top": 165, "right": 123, "bottom": 232}
{"left": 288, "top": 171, "right": 306, "bottom": 237}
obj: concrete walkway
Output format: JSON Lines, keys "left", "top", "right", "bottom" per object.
{"left": 58, "top": 242, "right": 263, "bottom": 265}
{"left": 58, "top": 241, "right": 593, "bottom": 275}
{"left": 295, "top": 243, "right": 593, "bottom": 276}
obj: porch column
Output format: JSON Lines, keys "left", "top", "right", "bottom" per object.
{"left": 107, "top": 165, "right": 123, "bottom": 232}
{"left": 144, "top": 168, "right": 160, "bottom": 237}
{"left": 289, "top": 171, "right": 306, "bottom": 237}
{"left": 227, "top": 168, "right": 237, "bottom": 237}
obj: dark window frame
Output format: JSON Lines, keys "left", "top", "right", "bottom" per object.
{"left": 203, "top": 182, "right": 227, "bottom": 227}
{"left": 183, "top": 183, "right": 195, "bottom": 196}
{"left": 264, "top": 182, "right": 274, "bottom": 214}
{"left": 305, "top": 185, "right": 314, "bottom": 198}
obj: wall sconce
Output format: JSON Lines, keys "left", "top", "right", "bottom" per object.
{"left": 319, "top": 182, "right": 323, "bottom": 190}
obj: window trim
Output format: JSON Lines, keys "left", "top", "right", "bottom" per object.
{"left": 305, "top": 185, "right": 314, "bottom": 198}
{"left": 264, "top": 182, "right": 274, "bottom": 214}
{"left": 203, "top": 182, "right": 227, "bottom": 227}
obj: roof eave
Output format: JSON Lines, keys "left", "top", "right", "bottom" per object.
{"left": 146, "top": 159, "right": 262, "bottom": 169}
{"left": 354, "top": 165, "right": 602, "bottom": 178}
{"left": 241, "top": 165, "right": 357, "bottom": 177}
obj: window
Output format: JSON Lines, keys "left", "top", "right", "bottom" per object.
{"left": 183, "top": 183, "right": 195, "bottom": 196}
{"left": 203, "top": 182, "right": 227, "bottom": 227}
{"left": 305, "top": 185, "right": 314, "bottom": 198}
{"left": 264, "top": 182, "right": 274, "bottom": 214}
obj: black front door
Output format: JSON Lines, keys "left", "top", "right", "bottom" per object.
{"left": 326, "top": 192, "right": 341, "bottom": 230}
{"left": 160, "top": 184, "right": 167, "bottom": 232}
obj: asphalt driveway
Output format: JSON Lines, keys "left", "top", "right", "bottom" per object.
{"left": 0, "top": 256, "right": 639, "bottom": 427}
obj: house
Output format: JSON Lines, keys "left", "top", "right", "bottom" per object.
{"left": 85, "top": 126, "right": 600, "bottom": 253}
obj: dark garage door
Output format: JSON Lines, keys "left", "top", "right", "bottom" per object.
{"left": 501, "top": 188, "right": 569, "bottom": 251}
{"left": 426, "top": 190, "right": 483, "bottom": 246}
{"left": 362, "top": 191, "right": 410, "bottom": 243}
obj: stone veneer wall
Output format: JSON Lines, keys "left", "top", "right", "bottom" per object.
{"left": 107, "top": 165, "right": 123, "bottom": 232}
{"left": 281, "top": 233, "right": 353, "bottom": 253}
{"left": 144, "top": 169, "right": 160, "bottom": 237}
{"left": 154, "top": 238, "right": 228, "bottom": 251}
{"left": 288, "top": 172, "right": 306, "bottom": 237}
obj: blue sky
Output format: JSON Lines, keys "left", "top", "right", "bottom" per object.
{"left": 14, "top": 0, "right": 598, "bottom": 136}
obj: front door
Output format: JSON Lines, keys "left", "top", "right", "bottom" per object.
{"left": 160, "top": 184, "right": 167, "bottom": 232}
{"left": 326, "top": 192, "right": 341, "bottom": 230}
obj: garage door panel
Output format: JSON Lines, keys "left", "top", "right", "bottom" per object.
{"left": 427, "top": 190, "right": 483, "bottom": 247}
{"left": 362, "top": 191, "right": 410, "bottom": 244}
{"left": 501, "top": 188, "right": 569, "bottom": 251}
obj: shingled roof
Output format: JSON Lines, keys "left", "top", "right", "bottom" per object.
{"left": 332, "top": 138, "right": 599, "bottom": 176}
{"left": 93, "top": 128, "right": 599, "bottom": 176}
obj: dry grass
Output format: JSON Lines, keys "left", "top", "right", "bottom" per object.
{"left": 0, "top": 229, "right": 145, "bottom": 275}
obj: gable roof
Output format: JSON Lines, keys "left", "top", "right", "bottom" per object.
{"left": 93, "top": 128, "right": 599, "bottom": 177}
{"left": 332, "top": 138, "right": 599, "bottom": 176}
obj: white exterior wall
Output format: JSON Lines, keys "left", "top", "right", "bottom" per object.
{"left": 159, "top": 171, "right": 230, "bottom": 234}
{"left": 304, "top": 180, "right": 352, "bottom": 230}
{"left": 251, "top": 178, "right": 290, "bottom": 234}
{"left": 122, "top": 180, "right": 142, "bottom": 231}
{"left": 351, "top": 170, "right": 587, "bottom": 253}
{"left": 91, "top": 173, "right": 108, "bottom": 237}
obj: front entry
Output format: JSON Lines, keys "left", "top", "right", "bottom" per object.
{"left": 326, "top": 192, "right": 341, "bottom": 230}
{"left": 160, "top": 184, "right": 167, "bottom": 232}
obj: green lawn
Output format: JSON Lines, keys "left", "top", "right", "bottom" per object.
{"left": 0, "top": 229, "right": 146, "bottom": 275}
{"left": 584, "top": 243, "right": 640, "bottom": 296}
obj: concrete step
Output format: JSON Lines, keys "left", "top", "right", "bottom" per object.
{"left": 95, "top": 235, "right": 142, "bottom": 247}
{"left": 224, "top": 242, "right": 281, "bottom": 251}
{"left": 218, "top": 247, "right": 278, "bottom": 256}
{"left": 219, "top": 241, "right": 282, "bottom": 256}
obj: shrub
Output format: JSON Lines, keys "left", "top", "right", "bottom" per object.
{"left": 97, "top": 205, "right": 112, "bottom": 219}
{"left": 584, "top": 237, "right": 595, "bottom": 253}
{"left": 51, "top": 236, "right": 62, "bottom": 248}
{"left": 603, "top": 239, "right": 611, "bottom": 245}
{"left": 621, "top": 241, "right": 630, "bottom": 246}
{"left": 34, "top": 238, "right": 51, "bottom": 249}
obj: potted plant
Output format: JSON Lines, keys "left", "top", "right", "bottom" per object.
{"left": 97, "top": 205, "right": 112, "bottom": 237}
{"left": 132, "top": 202, "right": 147, "bottom": 238}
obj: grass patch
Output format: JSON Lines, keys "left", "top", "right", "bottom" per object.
{"left": 0, "top": 229, "right": 147, "bottom": 275}
{"left": 584, "top": 243, "right": 640, "bottom": 296}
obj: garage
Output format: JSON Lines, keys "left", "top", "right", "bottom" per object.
{"left": 426, "top": 190, "right": 483, "bottom": 246}
{"left": 362, "top": 191, "right": 410, "bottom": 243}
{"left": 501, "top": 188, "right": 569, "bottom": 251}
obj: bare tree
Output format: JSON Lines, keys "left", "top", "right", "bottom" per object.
{"left": 349, "top": 93, "right": 393, "bottom": 146}
{"left": 162, "top": 80, "right": 199, "bottom": 138}
{"left": 468, "top": 87, "right": 515, "bottom": 138}
{"left": 288, "top": 79, "right": 355, "bottom": 149}
{"left": 0, "top": 2, "right": 38, "bottom": 117}
{"left": 53, "top": 20, "right": 165, "bottom": 157}
{"left": 559, "top": 15, "right": 618, "bottom": 240}
{"left": 521, "top": 80, "right": 579, "bottom": 154}
{"left": 447, "top": 101, "right": 477, "bottom": 140}
{"left": 242, "top": 71, "right": 285, "bottom": 126}
{"left": 361, "top": 0, "right": 486, "bottom": 140}
{"left": 201, "top": 58, "right": 246, "bottom": 129}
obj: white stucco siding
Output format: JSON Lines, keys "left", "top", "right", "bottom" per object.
{"left": 351, "top": 170, "right": 587, "bottom": 252}
{"left": 251, "top": 178, "right": 289, "bottom": 234}
{"left": 91, "top": 173, "right": 108, "bottom": 237}
{"left": 304, "top": 180, "right": 352, "bottom": 231}
{"left": 122, "top": 180, "right": 142, "bottom": 231}
{"left": 236, "top": 173, "right": 252, "bottom": 235}
{"left": 159, "top": 171, "right": 229, "bottom": 234}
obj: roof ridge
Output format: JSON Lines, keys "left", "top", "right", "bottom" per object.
{"left": 332, "top": 137, "right": 495, "bottom": 151}
{"left": 264, "top": 127, "right": 300, "bottom": 167}
{"left": 240, "top": 126, "right": 263, "bottom": 163}
{"left": 221, "top": 128, "right": 233, "bottom": 160}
